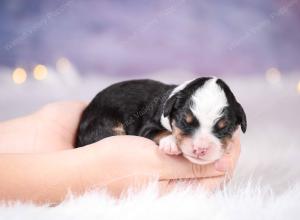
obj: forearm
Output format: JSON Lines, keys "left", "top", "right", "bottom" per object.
{"left": 0, "top": 137, "right": 161, "bottom": 204}
{"left": 0, "top": 150, "right": 87, "bottom": 204}
{"left": 0, "top": 135, "right": 235, "bottom": 204}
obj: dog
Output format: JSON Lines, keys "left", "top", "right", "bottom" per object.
{"left": 75, "top": 77, "right": 247, "bottom": 165}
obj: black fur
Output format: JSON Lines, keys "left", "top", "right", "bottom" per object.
{"left": 76, "top": 80, "right": 175, "bottom": 147}
{"left": 216, "top": 79, "right": 247, "bottom": 133}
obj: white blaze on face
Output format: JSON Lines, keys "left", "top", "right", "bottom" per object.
{"left": 187, "top": 78, "right": 228, "bottom": 163}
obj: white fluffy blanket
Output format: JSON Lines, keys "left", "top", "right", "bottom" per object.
{"left": 0, "top": 73, "right": 299, "bottom": 219}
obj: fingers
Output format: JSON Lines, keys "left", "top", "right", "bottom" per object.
{"left": 92, "top": 134, "right": 239, "bottom": 196}
{"left": 34, "top": 101, "right": 88, "bottom": 148}
{"left": 159, "top": 153, "right": 226, "bottom": 180}
{"left": 214, "top": 129, "right": 241, "bottom": 176}
{"left": 36, "top": 101, "right": 87, "bottom": 125}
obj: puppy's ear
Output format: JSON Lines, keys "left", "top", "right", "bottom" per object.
{"left": 163, "top": 95, "right": 177, "bottom": 117}
{"left": 163, "top": 92, "right": 185, "bottom": 117}
{"left": 236, "top": 102, "right": 247, "bottom": 133}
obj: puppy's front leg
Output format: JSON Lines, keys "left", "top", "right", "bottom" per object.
{"left": 158, "top": 135, "right": 182, "bottom": 155}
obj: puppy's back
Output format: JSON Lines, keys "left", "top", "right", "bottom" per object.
{"left": 75, "top": 79, "right": 174, "bottom": 147}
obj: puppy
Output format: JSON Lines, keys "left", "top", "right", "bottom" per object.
{"left": 75, "top": 77, "right": 247, "bottom": 165}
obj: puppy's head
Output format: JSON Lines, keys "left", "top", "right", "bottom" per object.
{"left": 162, "top": 77, "right": 246, "bottom": 164}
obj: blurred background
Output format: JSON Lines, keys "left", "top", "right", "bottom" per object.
{"left": 1, "top": 0, "right": 300, "bottom": 75}
{"left": 0, "top": 0, "right": 299, "bottom": 142}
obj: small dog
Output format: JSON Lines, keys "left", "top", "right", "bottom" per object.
{"left": 75, "top": 77, "right": 247, "bottom": 164}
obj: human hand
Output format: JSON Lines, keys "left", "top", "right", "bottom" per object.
{"left": 0, "top": 101, "right": 87, "bottom": 153}
{"left": 24, "top": 101, "right": 241, "bottom": 192}
{"left": 82, "top": 130, "right": 241, "bottom": 195}
{"left": 0, "top": 101, "right": 241, "bottom": 202}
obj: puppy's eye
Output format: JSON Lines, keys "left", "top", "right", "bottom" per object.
{"left": 216, "top": 119, "right": 228, "bottom": 129}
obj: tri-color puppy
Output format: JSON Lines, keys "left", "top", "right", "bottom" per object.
{"left": 75, "top": 77, "right": 247, "bottom": 165}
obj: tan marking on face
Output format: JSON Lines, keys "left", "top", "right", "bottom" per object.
{"left": 217, "top": 118, "right": 227, "bottom": 129}
{"left": 113, "top": 123, "right": 126, "bottom": 135}
{"left": 172, "top": 121, "right": 186, "bottom": 146}
{"left": 185, "top": 113, "right": 193, "bottom": 124}
{"left": 153, "top": 130, "right": 171, "bottom": 144}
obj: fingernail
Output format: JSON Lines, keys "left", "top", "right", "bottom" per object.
{"left": 215, "top": 160, "right": 228, "bottom": 172}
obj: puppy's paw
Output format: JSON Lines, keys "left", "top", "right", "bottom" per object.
{"left": 159, "top": 135, "right": 182, "bottom": 155}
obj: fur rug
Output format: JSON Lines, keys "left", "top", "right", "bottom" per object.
{"left": 0, "top": 73, "right": 299, "bottom": 219}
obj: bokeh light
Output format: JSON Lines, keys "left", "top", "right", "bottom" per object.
{"left": 297, "top": 80, "right": 300, "bottom": 94}
{"left": 12, "top": 68, "right": 27, "bottom": 84}
{"left": 266, "top": 68, "right": 281, "bottom": 85}
{"left": 33, "top": 64, "right": 48, "bottom": 80}
{"left": 56, "top": 57, "right": 71, "bottom": 74}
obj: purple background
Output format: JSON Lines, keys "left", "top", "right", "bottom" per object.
{"left": 1, "top": 0, "right": 300, "bottom": 76}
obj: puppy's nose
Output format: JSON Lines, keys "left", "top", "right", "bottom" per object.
{"left": 193, "top": 147, "right": 209, "bottom": 157}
